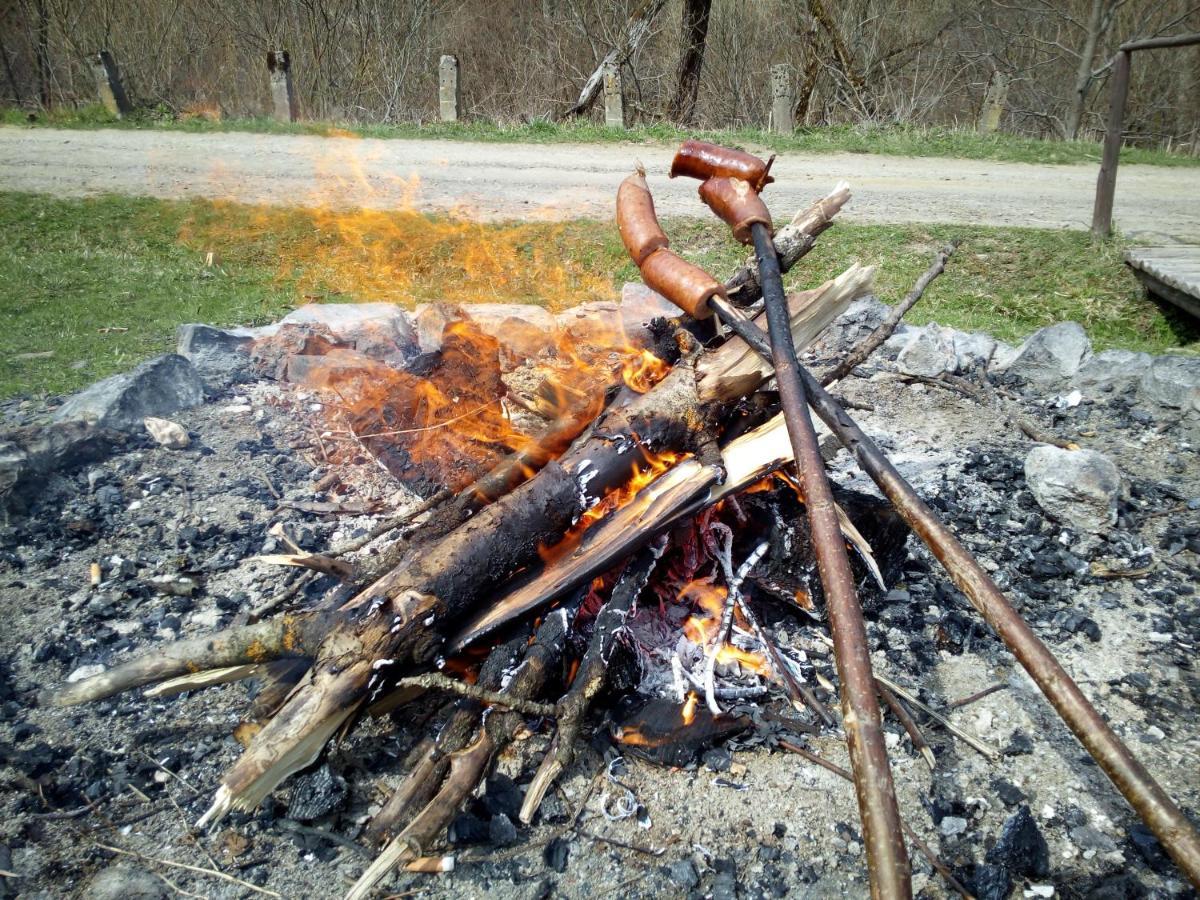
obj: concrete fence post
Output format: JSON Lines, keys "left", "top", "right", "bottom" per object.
{"left": 977, "top": 70, "right": 1009, "bottom": 134}
{"left": 439, "top": 54, "right": 461, "bottom": 122}
{"left": 770, "top": 64, "right": 794, "bottom": 134}
{"left": 267, "top": 50, "right": 297, "bottom": 123}
{"left": 603, "top": 61, "right": 625, "bottom": 128}
{"left": 91, "top": 50, "right": 132, "bottom": 117}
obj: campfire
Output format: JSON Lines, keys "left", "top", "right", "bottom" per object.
{"left": 42, "top": 141, "right": 1200, "bottom": 898}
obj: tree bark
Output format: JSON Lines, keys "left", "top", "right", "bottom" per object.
{"left": 666, "top": 0, "right": 712, "bottom": 125}
{"left": 1065, "top": 0, "right": 1108, "bottom": 140}
{"left": 34, "top": 0, "right": 51, "bottom": 108}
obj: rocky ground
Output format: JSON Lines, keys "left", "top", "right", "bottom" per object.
{"left": 0, "top": 293, "right": 1197, "bottom": 900}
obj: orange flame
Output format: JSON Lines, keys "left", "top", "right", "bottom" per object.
{"left": 679, "top": 580, "right": 771, "bottom": 678}
{"left": 187, "top": 136, "right": 675, "bottom": 488}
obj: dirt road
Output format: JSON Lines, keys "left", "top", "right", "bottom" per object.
{"left": 2, "top": 127, "right": 1198, "bottom": 237}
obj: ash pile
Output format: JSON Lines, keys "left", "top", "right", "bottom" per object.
{"left": 0, "top": 143, "right": 1198, "bottom": 900}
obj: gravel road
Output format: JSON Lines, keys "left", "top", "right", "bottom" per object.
{"left": 2, "top": 126, "right": 1198, "bottom": 238}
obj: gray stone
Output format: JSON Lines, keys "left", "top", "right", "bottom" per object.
{"left": 950, "top": 330, "right": 998, "bottom": 371}
{"left": 1140, "top": 354, "right": 1200, "bottom": 410}
{"left": 993, "top": 322, "right": 1091, "bottom": 386}
{"left": 897, "top": 326, "right": 957, "bottom": 377}
{"left": 284, "top": 349, "right": 382, "bottom": 384}
{"left": 1024, "top": 445, "right": 1122, "bottom": 533}
{"left": 621, "top": 281, "right": 683, "bottom": 325}
{"left": 54, "top": 355, "right": 204, "bottom": 431}
{"left": 280, "top": 302, "right": 416, "bottom": 365}
{"left": 815, "top": 296, "right": 891, "bottom": 356}
{"left": 1070, "top": 825, "right": 1119, "bottom": 853}
{"left": 83, "top": 864, "right": 168, "bottom": 900}
{"left": 175, "top": 323, "right": 253, "bottom": 386}
{"left": 940, "top": 816, "right": 970, "bottom": 838}
{"left": 667, "top": 859, "right": 700, "bottom": 889}
{"left": 1074, "top": 349, "right": 1151, "bottom": 394}
{"left": 464, "top": 303, "right": 558, "bottom": 367}
{"left": 0, "top": 420, "right": 124, "bottom": 509}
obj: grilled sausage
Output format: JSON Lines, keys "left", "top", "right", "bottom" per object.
{"left": 669, "top": 140, "right": 774, "bottom": 190}
{"left": 616, "top": 169, "right": 670, "bottom": 265}
{"left": 698, "top": 176, "right": 772, "bottom": 244}
{"left": 638, "top": 248, "right": 722, "bottom": 319}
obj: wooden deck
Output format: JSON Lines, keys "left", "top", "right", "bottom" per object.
{"left": 1125, "top": 245, "right": 1200, "bottom": 319}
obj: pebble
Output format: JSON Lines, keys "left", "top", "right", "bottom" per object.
{"left": 986, "top": 805, "right": 1050, "bottom": 878}
{"left": 543, "top": 837, "right": 570, "bottom": 873}
{"left": 940, "top": 816, "right": 969, "bottom": 838}
{"left": 1143, "top": 725, "right": 1165, "bottom": 743}
{"left": 66, "top": 663, "right": 105, "bottom": 683}
{"left": 667, "top": 859, "right": 699, "bottom": 889}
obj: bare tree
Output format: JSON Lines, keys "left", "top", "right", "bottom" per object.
{"left": 666, "top": 0, "right": 711, "bottom": 124}
{"left": 1064, "top": 0, "right": 1126, "bottom": 139}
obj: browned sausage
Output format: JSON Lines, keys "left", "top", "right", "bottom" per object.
{"left": 669, "top": 140, "right": 774, "bottom": 190}
{"left": 638, "top": 248, "right": 722, "bottom": 319}
{"left": 698, "top": 176, "right": 772, "bottom": 244}
{"left": 616, "top": 169, "right": 669, "bottom": 265}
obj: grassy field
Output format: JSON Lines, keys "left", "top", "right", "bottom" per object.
{"left": 5, "top": 105, "right": 1199, "bottom": 169}
{"left": 0, "top": 191, "right": 1195, "bottom": 400}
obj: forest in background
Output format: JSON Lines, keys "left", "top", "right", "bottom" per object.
{"left": 2, "top": 0, "right": 1199, "bottom": 152}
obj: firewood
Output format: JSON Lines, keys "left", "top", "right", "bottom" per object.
{"left": 347, "top": 600, "right": 579, "bottom": 900}
{"left": 520, "top": 546, "right": 662, "bottom": 824}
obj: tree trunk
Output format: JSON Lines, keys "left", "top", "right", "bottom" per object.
{"left": 805, "top": 0, "right": 869, "bottom": 111}
{"left": 666, "top": 0, "right": 711, "bottom": 125}
{"left": 1065, "top": 0, "right": 1107, "bottom": 140}
{"left": 34, "top": 0, "right": 51, "bottom": 108}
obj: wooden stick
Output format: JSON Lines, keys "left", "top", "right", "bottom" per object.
{"left": 879, "top": 683, "right": 936, "bottom": 771}
{"left": 874, "top": 675, "right": 1000, "bottom": 761}
{"left": 389, "top": 674, "right": 556, "bottom": 717}
{"left": 821, "top": 240, "right": 959, "bottom": 386}
{"left": 948, "top": 683, "right": 1006, "bottom": 709}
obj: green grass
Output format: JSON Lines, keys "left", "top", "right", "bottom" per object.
{"left": 0, "top": 191, "right": 1195, "bottom": 400}
{"left": 4, "top": 104, "right": 1198, "bottom": 168}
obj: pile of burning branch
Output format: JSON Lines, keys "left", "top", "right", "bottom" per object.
{"left": 45, "top": 141, "right": 1200, "bottom": 898}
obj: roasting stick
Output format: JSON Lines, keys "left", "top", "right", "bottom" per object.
{"left": 643, "top": 142, "right": 912, "bottom": 899}
{"left": 642, "top": 148, "right": 1200, "bottom": 887}
{"left": 746, "top": 218, "right": 911, "bottom": 899}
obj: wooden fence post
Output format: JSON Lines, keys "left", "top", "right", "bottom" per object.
{"left": 1091, "top": 49, "right": 1130, "bottom": 237}
{"left": 770, "top": 64, "right": 794, "bottom": 133}
{"left": 267, "top": 50, "right": 297, "bottom": 123}
{"left": 977, "top": 71, "right": 1008, "bottom": 134}
{"left": 439, "top": 55, "right": 461, "bottom": 122}
{"left": 91, "top": 50, "right": 132, "bottom": 117}
{"left": 603, "top": 62, "right": 625, "bottom": 128}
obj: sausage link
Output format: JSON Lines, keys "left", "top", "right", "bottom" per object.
{"left": 669, "top": 140, "right": 774, "bottom": 190}
{"left": 616, "top": 169, "right": 670, "bottom": 265}
{"left": 698, "top": 177, "right": 772, "bottom": 244}
{"left": 638, "top": 248, "right": 722, "bottom": 320}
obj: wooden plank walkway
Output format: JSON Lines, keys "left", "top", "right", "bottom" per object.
{"left": 1125, "top": 245, "right": 1200, "bottom": 319}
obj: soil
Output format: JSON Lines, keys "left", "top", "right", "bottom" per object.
{"left": 0, "top": 325, "right": 1198, "bottom": 900}
{"left": 1, "top": 127, "right": 1199, "bottom": 240}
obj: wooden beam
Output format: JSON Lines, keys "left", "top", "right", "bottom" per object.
{"left": 1091, "top": 49, "right": 1131, "bottom": 237}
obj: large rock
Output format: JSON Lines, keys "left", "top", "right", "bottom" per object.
{"left": 54, "top": 355, "right": 204, "bottom": 431}
{"left": 280, "top": 302, "right": 416, "bottom": 364}
{"left": 813, "top": 296, "right": 890, "bottom": 356}
{"left": 1140, "top": 354, "right": 1200, "bottom": 411}
{"left": 1074, "top": 348, "right": 1152, "bottom": 394}
{"left": 951, "top": 330, "right": 999, "bottom": 372}
{"left": 994, "top": 322, "right": 1091, "bottom": 387}
{"left": 0, "top": 420, "right": 125, "bottom": 508}
{"left": 176, "top": 323, "right": 253, "bottom": 387}
{"left": 463, "top": 303, "right": 558, "bottom": 367}
{"left": 897, "top": 326, "right": 957, "bottom": 377}
{"left": 1024, "top": 445, "right": 1122, "bottom": 533}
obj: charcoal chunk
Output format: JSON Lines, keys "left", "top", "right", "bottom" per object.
{"left": 985, "top": 805, "right": 1049, "bottom": 878}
